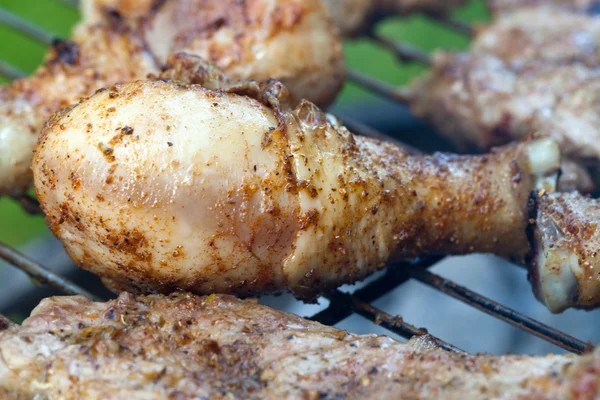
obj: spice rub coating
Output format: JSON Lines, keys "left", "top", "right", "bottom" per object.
{"left": 33, "top": 56, "right": 559, "bottom": 298}
{"left": 0, "top": 292, "right": 596, "bottom": 399}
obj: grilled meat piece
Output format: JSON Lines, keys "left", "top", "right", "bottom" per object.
{"left": 321, "top": 0, "right": 467, "bottom": 36}
{"left": 410, "top": 6, "right": 600, "bottom": 189}
{"left": 410, "top": 52, "right": 600, "bottom": 163}
{"left": 0, "top": 0, "right": 344, "bottom": 196}
{"left": 32, "top": 55, "right": 560, "bottom": 299}
{"left": 531, "top": 192, "right": 600, "bottom": 312}
{"left": 0, "top": 292, "right": 596, "bottom": 400}
{"left": 473, "top": 7, "right": 600, "bottom": 68}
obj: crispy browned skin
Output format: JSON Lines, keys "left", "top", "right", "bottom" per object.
{"left": 0, "top": 0, "right": 344, "bottom": 196}
{"left": 33, "top": 57, "right": 559, "bottom": 298}
{"left": 531, "top": 192, "right": 600, "bottom": 312}
{"left": 1, "top": 292, "right": 597, "bottom": 400}
{"left": 321, "top": 0, "right": 466, "bottom": 36}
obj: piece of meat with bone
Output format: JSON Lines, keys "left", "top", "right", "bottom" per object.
{"left": 530, "top": 192, "right": 600, "bottom": 313}
{"left": 32, "top": 54, "right": 560, "bottom": 299}
{"left": 1, "top": 292, "right": 598, "bottom": 399}
{"left": 320, "top": 0, "right": 467, "bottom": 37}
{"left": 410, "top": 52, "right": 600, "bottom": 163}
{"left": 0, "top": 0, "right": 344, "bottom": 197}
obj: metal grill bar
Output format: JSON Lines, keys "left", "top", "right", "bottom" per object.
{"left": 408, "top": 268, "right": 594, "bottom": 355}
{"left": 347, "top": 69, "right": 411, "bottom": 105}
{"left": 426, "top": 13, "right": 474, "bottom": 36}
{"left": 340, "top": 115, "right": 422, "bottom": 154}
{"left": 57, "top": 0, "right": 80, "bottom": 7}
{"left": 311, "top": 258, "right": 440, "bottom": 324}
{"left": 0, "top": 7, "right": 56, "bottom": 45}
{"left": 324, "top": 289, "right": 463, "bottom": 353}
{"left": 369, "top": 33, "right": 432, "bottom": 65}
{"left": 0, "top": 243, "right": 101, "bottom": 301}
{"left": 0, "top": 60, "right": 25, "bottom": 80}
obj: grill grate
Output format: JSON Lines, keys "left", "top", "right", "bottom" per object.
{"left": 0, "top": 2, "right": 593, "bottom": 356}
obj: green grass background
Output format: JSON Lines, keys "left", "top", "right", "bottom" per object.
{"left": 0, "top": 0, "right": 488, "bottom": 247}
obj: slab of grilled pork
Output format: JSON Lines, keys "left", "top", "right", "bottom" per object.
{"left": 1, "top": 292, "right": 598, "bottom": 399}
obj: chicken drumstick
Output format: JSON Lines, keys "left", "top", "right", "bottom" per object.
{"left": 0, "top": 0, "right": 344, "bottom": 196}
{"left": 33, "top": 55, "right": 560, "bottom": 299}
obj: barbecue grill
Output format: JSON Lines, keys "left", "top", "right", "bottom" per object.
{"left": 0, "top": 0, "right": 594, "bottom": 359}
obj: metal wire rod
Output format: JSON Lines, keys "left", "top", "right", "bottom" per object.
{"left": 369, "top": 34, "right": 432, "bottom": 66}
{"left": 11, "top": 194, "right": 43, "bottom": 215}
{"left": 426, "top": 13, "right": 474, "bottom": 36}
{"left": 310, "top": 257, "right": 441, "bottom": 325}
{"left": 0, "top": 314, "right": 15, "bottom": 330}
{"left": 347, "top": 69, "right": 412, "bottom": 105}
{"left": 0, "top": 242, "right": 101, "bottom": 301}
{"left": 57, "top": 0, "right": 80, "bottom": 7}
{"left": 324, "top": 289, "right": 463, "bottom": 353}
{"left": 0, "top": 7, "right": 56, "bottom": 45}
{"left": 0, "top": 60, "right": 26, "bottom": 80}
{"left": 339, "top": 115, "right": 422, "bottom": 155}
{"left": 409, "top": 268, "right": 594, "bottom": 355}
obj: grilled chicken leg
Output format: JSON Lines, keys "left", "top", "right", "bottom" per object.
{"left": 1, "top": 292, "right": 598, "bottom": 400}
{"left": 410, "top": 6, "right": 600, "bottom": 186}
{"left": 0, "top": 0, "right": 344, "bottom": 196}
{"left": 33, "top": 55, "right": 560, "bottom": 299}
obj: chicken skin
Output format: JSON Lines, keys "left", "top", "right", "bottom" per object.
{"left": 0, "top": 0, "right": 344, "bottom": 196}
{"left": 33, "top": 55, "right": 560, "bottom": 299}
{"left": 1, "top": 292, "right": 597, "bottom": 400}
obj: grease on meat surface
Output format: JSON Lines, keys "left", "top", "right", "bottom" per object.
{"left": 0, "top": 292, "right": 597, "bottom": 399}
{"left": 0, "top": 0, "right": 344, "bottom": 196}
{"left": 33, "top": 57, "right": 560, "bottom": 298}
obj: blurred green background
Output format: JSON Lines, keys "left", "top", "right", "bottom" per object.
{"left": 0, "top": 0, "right": 488, "bottom": 247}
